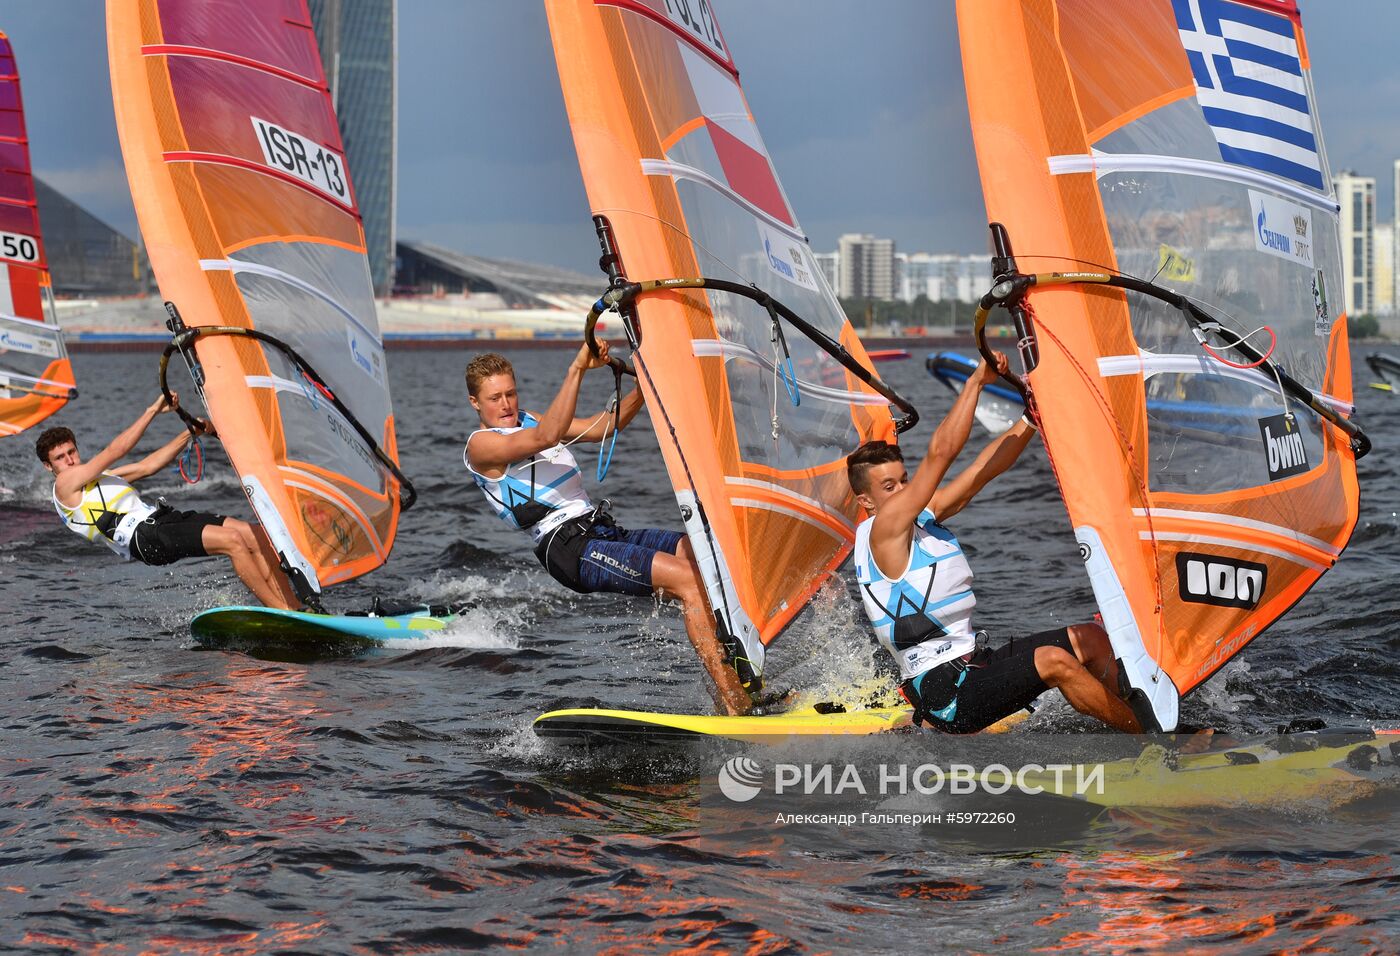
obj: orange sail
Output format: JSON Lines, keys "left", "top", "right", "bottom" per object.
{"left": 545, "top": 0, "right": 908, "bottom": 679}
{"left": 109, "top": 0, "right": 408, "bottom": 602}
{"left": 0, "top": 31, "right": 76, "bottom": 438}
{"left": 958, "top": 0, "right": 1363, "bottom": 730}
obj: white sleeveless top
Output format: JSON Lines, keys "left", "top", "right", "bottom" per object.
{"left": 465, "top": 412, "right": 593, "bottom": 543}
{"left": 53, "top": 472, "right": 159, "bottom": 562}
{"left": 854, "top": 508, "right": 977, "bottom": 680}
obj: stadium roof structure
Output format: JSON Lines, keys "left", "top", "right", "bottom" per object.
{"left": 396, "top": 240, "right": 602, "bottom": 311}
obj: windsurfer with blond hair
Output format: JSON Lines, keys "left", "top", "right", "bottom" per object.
{"left": 463, "top": 343, "right": 754, "bottom": 716}
{"left": 845, "top": 351, "right": 1142, "bottom": 734}
{"left": 37, "top": 392, "right": 297, "bottom": 610}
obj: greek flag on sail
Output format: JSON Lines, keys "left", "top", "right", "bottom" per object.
{"left": 1173, "top": 0, "right": 1324, "bottom": 191}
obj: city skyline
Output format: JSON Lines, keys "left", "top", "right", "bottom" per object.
{"left": 4, "top": 1, "right": 1400, "bottom": 275}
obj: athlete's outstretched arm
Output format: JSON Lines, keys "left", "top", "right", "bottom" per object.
{"left": 114, "top": 418, "right": 211, "bottom": 481}
{"left": 870, "top": 352, "right": 1007, "bottom": 543}
{"left": 468, "top": 341, "right": 611, "bottom": 472}
{"left": 563, "top": 386, "right": 645, "bottom": 443}
{"left": 54, "top": 393, "right": 175, "bottom": 498}
{"left": 930, "top": 418, "right": 1037, "bottom": 521}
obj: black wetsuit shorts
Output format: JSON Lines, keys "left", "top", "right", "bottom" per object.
{"left": 130, "top": 507, "right": 227, "bottom": 567}
{"left": 900, "top": 627, "right": 1075, "bottom": 734}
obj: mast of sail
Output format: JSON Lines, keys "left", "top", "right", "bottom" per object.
{"left": 108, "top": 0, "right": 407, "bottom": 603}
{"left": 0, "top": 32, "right": 76, "bottom": 438}
{"left": 546, "top": 0, "right": 910, "bottom": 682}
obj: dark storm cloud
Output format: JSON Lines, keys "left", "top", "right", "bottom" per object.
{"left": 3, "top": 1, "right": 1397, "bottom": 273}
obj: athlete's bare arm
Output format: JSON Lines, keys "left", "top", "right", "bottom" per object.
{"left": 562, "top": 386, "right": 645, "bottom": 443}
{"left": 468, "top": 341, "right": 613, "bottom": 475}
{"left": 54, "top": 394, "right": 176, "bottom": 502}
{"left": 868, "top": 352, "right": 1007, "bottom": 555}
{"left": 930, "top": 418, "right": 1037, "bottom": 521}
{"left": 113, "top": 418, "right": 212, "bottom": 482}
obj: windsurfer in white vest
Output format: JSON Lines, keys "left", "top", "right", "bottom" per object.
{"left": 846, "top": 351, "right": 1142, "bottom": 734}
{"left": 463, "top": 344, "right": 753, "bottom": 716}
{"left": 36, "top": 393, "right": 297, "bottom": 610}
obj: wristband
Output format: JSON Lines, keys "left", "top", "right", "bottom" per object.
{"left": 1020, "top": 413, "right": 1039, "bottom": 431}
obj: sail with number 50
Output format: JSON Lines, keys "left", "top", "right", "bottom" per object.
{"left": 108, "top": 0, "right": 409, "bottom": 601}
{"left": 545, "top": 0, "right": 913, "bottom": 682}
{"left": 957, "top": 0, "right": 1365, "bottom": 731}
{"left": 0, "top": 31, "right": 76, "bottom": 438}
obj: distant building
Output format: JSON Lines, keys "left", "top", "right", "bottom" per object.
{"left": 813, "top": 251, "right": 839, "bottom": 294}
{"left": 1333, "top": 170, "right": 1374, "bottom": 317}
{"left": 395, "top": 240, "right": 599, "bottom": 310}
{"left": 308, "top": 0, "right": 397, "bottom": 298}
{"left": 1374, "top": 223, "right": 1395, "bottom": 317}
{"left": 896, "top": 253, "right": 991, "bottom": 303}
{"left": 837, "top": 233, "right": 896, "bottom": 300}
{"left": 34, "top": 177, "right": 148, "bottom": 297}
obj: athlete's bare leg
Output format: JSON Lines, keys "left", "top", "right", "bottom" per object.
{"left": 244, "top": 520, "right": 300, "bottom": 608}
{"left": 1035, "top": 623, "right": 1141, "bottom": 733}
{"left": 651, "top": 545, "right": 751, "bottom": 716}
{"left": 202, "top": 521, "right": 297, "bottom": 610}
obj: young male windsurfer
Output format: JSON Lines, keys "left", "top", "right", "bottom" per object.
{"left": 463, "top": 344, "right": 752, "bottom": 716}
{"left": 37, "top": 393, "right": 297, "bottom": 610}
{"left": 847, "top": 351, "right": 1141, "bottom": 734}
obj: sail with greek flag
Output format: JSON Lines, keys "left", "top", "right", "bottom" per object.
{"left": 545, "top": 0, "right": 913, "bottom": 682}
{"left": 0, "top": 31, "right": 76, "bottom": 438}
{"left": 108, "top": 0, "right": 409, "bottom": 602}
{"left": 957, "top": 0, "right": 1365, "bottom": 731}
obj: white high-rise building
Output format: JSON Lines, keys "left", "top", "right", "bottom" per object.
{"left": 1334, "top": 170, "right": 1375, "bottom": 317}
{"left": 1374, "top": 223, "right": 1395, "bottom": 317}
{"left": 813, "top": 251, "right": 840, "bottom": 294}
{"left": 837, "top": 233, "right": 897, "bottom": 300}
{"left": 896, "top": 253, "right": 992, "bottom": 303}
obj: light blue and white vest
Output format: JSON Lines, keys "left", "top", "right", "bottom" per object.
{"left": 466, "top": 412, "right": 593, "bottom": 543}
{"left": 853, "top": 509, "right": 977, "bottom": 680}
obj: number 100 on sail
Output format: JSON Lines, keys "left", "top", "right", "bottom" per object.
{"left": 251, "top": 116, "right": 352, "bottom": 210}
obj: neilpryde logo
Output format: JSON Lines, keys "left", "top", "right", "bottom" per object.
{"left": 718, "top": 756, "right": 765, "bottom": 802}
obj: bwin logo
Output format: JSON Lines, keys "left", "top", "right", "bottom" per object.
{"left": 1176, "top": 552, "right": 1267, "bottom": 610}
{"left": 1258, "top": 413, "right": 1309, "bottom": 480}
{"left": 718, "top": 756, "right": 765, "bottom": 802}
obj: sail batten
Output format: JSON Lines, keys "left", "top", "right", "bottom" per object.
{"left": 959, "top": 0, "right": 1361, "bottom": 731}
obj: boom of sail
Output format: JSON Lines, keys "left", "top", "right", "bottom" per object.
{"left": 0, "top": 31, "right": 76, "bottom": 438}
{"left": 957, "top": 0, "right": 1365, "bottom": 730}
{"left": 545, "top": 0, "right": 914, "bottom": 681}
{"left": 108, "top": 0, "right": 409, "bottom": 602}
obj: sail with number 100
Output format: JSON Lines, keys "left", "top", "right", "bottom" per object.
{"left": 0, "top": 31, "right": 76, "bottom": 439}
{"left": 958, "top": 0, "right": 1363, "bottom": 731}
{"left": 108, "top": 0, "right": 407, "bottom": 602}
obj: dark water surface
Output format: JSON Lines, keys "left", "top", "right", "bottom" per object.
{"left": 1, "top": 346, "right": 1397, "bottom": 952}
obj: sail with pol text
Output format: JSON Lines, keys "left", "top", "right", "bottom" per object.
{"left": 0, "top": 31, "right": 76, "bottom": 439}
{"left": 545, "top": 0, "right": 915, "bottom": 683}
{"left": 108, "top": 0, "right": 410, "bottom": 603}
{"left": 957, "top": 0, "right": 1366, "bottom": 731}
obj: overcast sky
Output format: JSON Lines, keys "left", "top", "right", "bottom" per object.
{"left": 5, "top": 1, "right": 1400, "bottom": 274}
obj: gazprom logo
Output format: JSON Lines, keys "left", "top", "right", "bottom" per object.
{"left": 1257, "top": 205, "right": 1291, "bottom": 254}
{"left": 1176, "top": 552, "right": 1267, "bottom": 610}
{"left": 765, "top": 237, "right": 795, "bottom": 280}
{"left": 0, "top": 331, "right": 37, "bottom": 352}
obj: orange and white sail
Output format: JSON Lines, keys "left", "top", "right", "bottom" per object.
{"left": 958, "top": 0, "right": 1361, "bottom": 730}
{"left": 0, "top": 31, "right": 75, "bottom": 438}
{"left": 546, "top": 0, "right": 903, "bottom": 678}
{"left": 109, "top": 0, "right": 405, "bottom": 600}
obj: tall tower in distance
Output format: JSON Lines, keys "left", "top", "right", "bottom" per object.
{"left": 1333, "top": 170, "right": 1374, "bottom": 319}
{"left": 308, "top": 0, "right": 397, "bottom": 298}
{"left": 837, "top": 234, "right": 896, "bottom": 301}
